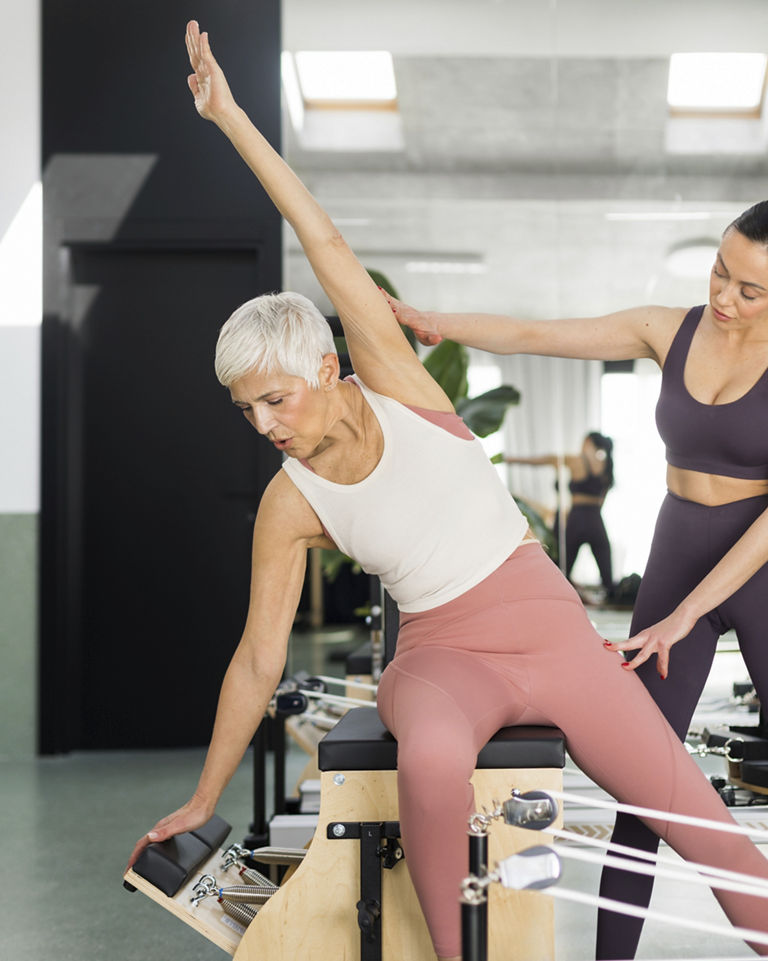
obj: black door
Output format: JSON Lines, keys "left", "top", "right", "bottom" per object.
{"left": 40, "top": 244, "right": 280, "bottom": 750}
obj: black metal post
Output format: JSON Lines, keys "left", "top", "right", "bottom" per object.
{"left": 272, "top": 714, "right": 287, "bottom": 817}
{"left": 461, "top": 895, "right": 487, "bottom": 961}
{"left": 358, "top": 822, "right": 384, "bottom": 961}
{"left": 244, "top": 718, "right": 269, "bottom": 848}
{"left": 467, "top": 832, "right": 488, "bottom": 961}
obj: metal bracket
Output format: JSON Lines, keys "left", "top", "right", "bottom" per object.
{"left": 326, "top": 820, "right": 404, "bottom": 961}
{"left": 326, "top": 820, "right": 401, "bottom": 842}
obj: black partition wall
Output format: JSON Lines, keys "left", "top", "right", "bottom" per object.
{"left": 40, "top": 1, "right": 283, "bottom": 751}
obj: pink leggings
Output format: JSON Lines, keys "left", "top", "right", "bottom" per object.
{"left": 376, "top": 543, "right": 768, "bottom": 959}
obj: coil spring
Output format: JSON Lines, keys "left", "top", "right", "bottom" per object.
{"left": 220, "top": 898, "right": 257, "bottom": 928}
{"left": 218, "top": 883, "right": 277, "bottom": 905}
{"left": 239, "top": 866, "right": 276, "bottom": 889}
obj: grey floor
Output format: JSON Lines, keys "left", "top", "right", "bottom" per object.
{"left": 1, "top": 614, "right": 763, "bottom": 960}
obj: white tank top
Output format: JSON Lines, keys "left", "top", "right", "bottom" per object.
{"left": 282, "top": 376, "right": 528, "bottom": 612}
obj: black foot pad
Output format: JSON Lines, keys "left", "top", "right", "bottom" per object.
{"left": 740, "top": 760, "right": 768, "bottom": 789}
{"left": 130, "top": 814, "right": 231, "bottom": 897}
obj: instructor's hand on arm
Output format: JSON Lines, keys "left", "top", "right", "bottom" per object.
{"left": 381, "top": 291, "right": 444, "bottom": 346}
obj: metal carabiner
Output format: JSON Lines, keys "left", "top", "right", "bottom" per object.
{"left": 190, "top": 873, "right": 219, "bottom": 907}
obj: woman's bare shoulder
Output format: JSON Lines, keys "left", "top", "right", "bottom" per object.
{"left": 257, "top": 469, "right": 325, "bottom": 543}
{"left": 640, "top": 305, "right": 691, "bottom": 366}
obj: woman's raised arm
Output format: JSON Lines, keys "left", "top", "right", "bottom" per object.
{"left": 185, "top": 21, "right": 448, "bottom": 410}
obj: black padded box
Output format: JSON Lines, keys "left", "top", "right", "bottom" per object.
{"left": 345, "top": 640, "right": 373, "bottom": 676}
{"left": 318, "top": 707, "right": 565, "bottom": 772}
{"left": 130, "top": 814, "right": 231, "bottom": 897}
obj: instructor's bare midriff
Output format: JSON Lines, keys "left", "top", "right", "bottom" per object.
{"left": 667, "top": 464, "right": 768, "bottom": 506}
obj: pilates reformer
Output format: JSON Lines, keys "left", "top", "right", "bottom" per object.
{"left": 460, "top": 787, "right": 768, "bottom": 961}
{"left": 686, "top": 692, "right": 768, "bottom": 807}
{"left": 124, "top": 707, "right": 566, "bottom": 960}
{"left": 125, "top": 581, "right": 568, "bottom": 960}
{"left": 244, "top": 584, "right": 390, "bottom": 841}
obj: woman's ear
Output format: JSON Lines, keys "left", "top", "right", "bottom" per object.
{"left": 319, "top": 352, "right": 341, "bottom": 391}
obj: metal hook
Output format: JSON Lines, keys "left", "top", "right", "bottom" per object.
{"left": 220, "top": 842, "right": 250, "bottom": 871}
{"left": 190, "top": 874, "right": 219, "bottom": 907}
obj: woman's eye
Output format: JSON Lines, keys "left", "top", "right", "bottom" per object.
{"left": 742, "top": 290, "right": 757, "bottom": 301}
{"left": 267, "top": 398, "right": 283, "bottom": 406}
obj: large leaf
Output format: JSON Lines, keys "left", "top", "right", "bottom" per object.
{"left": 321, "top": 548, "right": 361, "bottom": 583}
{"left": 456, "top": 385, "right": 521, "bottom": 437}
{"left": 422, "top": 339, "right": 469, "bottom": 405}
{"left": 514, "top": 496, "right": 555, "bottom": 554}
{"left": 366, "top": 268, "right": 400, "bottom": 300}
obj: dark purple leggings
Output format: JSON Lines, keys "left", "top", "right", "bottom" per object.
{"left": 597, "top": 491, "right": 768, "bottom": 960}
{"left": 562, "top": 504, "right": 614, "bottom": 592}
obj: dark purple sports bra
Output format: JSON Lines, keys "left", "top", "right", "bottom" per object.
{"left": 569, "top": 469, "right": 609, "bottom": 498}
{"left": 655, "top": 305, "right": 768, "bottom": 480}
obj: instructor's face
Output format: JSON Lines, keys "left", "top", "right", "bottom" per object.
{"left": 709, "top": 229, "right": 768, "bottom": 329}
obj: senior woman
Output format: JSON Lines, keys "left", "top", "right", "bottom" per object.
{"left": 387, "top": 207, "right": 768, "bottom": 958}
{"left": 128, "top": 23, "right": 768, "bottom": 961}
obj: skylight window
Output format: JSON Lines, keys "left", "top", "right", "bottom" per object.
{"left": 281, "top": 50, "right": 403, "bottom": 152}
{"left": 293, "top": 51, "right": 397, "bottom": 107}
{"left": 667, "top": 52, "right": 768, "bottom": 113}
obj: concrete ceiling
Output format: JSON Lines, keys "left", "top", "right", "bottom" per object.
{"left": 280, "top": 0, "right": 768, "bottom": 319}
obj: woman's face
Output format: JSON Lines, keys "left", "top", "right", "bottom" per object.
{"left": 229, "top": 364, "right": 332, "bottom": 459}
{"left": 709, "top": 228, "right": 768, "bottom": 329}
{"left": 583, "top": 436, "right": 606, "bottom": 466}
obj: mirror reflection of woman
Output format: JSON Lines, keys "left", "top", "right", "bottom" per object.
{"left": 505, "top": 431, "right": 615, "bottom": 599}
{"left": 388, "top": 209, "right": 768, "bottom": 960}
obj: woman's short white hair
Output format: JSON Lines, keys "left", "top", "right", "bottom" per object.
{"left": 214, "top": 292, "right": 337, "bottom": 389}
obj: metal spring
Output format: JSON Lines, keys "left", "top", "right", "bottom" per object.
{"left": 219, "top": 898, "right": 257, "bottom": 928}
{"left": 239, "top": 866, "right": 276, "bottom": 889}
{"left": 249, "top": 846, "right": 306, "bottom": 866}
{"left": 218, "top": 883, "right": 276, "bottom": 905}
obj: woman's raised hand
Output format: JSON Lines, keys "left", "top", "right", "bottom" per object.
{"left": 185, "top": 20, "right": 238, "bottom": 124}
{"left": 380, "top": 291, "right": 444, "bottom": 346}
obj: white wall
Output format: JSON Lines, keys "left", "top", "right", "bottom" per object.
{"left": 0, "top": 327, "right": 40, "bottom": 513}
{"left": 0, "top": 0, "right": 40, "bottom": 758}
{"left": 0, "top": 0, "right": 40, "bottom": 513}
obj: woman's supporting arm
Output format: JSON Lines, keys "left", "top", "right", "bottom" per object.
{"left": 126, "top": 473, "right": 322, "bottom": 869}
{"left": 607, "top": 506, "right": 768, "bottom": 679}
{"left": 185, "top": 21, "right": 448, "bottom": 410}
